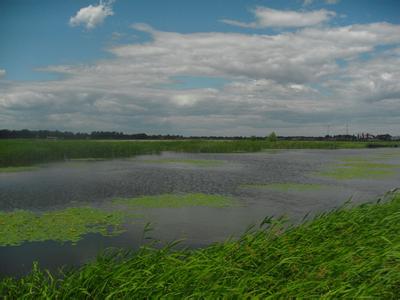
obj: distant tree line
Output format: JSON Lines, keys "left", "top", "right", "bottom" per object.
{"left": 0, "top": 129, "right": 397, "bottom": 141}
{"left": 0, "top": 129, "right": 249, "bottom": 140}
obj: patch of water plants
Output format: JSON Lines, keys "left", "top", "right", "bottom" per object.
{"left": 112, "top": 193, "right": 236, "bottom": 208}
{"left": 139, "top": 159, "right": 224, "bottom": 167}
{"left": 0, "top": 166, "right": 39, "bottom": 173}
{"left": 0, "top": 193, "right": 235, "bottom": 247}
{"left": 68, "top": 158, "right": 107, "bottom": 161}
{"left": 240, "top": 182, "right": 328, "bottom": 192}
{"left": 1, "top": 191, "right": 399, "bottom": 298}
{"left": 0, "top": 207, "right": 127, "bottom": 246}
{"left": 317, "top": 158, "right": 399, "bottom": 180}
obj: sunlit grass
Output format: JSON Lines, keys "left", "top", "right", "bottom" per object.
{"left": 1, "top": 192, "right": 400, "bottom": 298}
{"left": 112, "top": 193, "right": 236, "bottom": 208}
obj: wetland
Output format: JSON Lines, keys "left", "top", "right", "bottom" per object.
{"left": 1, "top": 147, "right": 400, "bottom": 278}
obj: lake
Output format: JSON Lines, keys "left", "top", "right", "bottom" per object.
{"left": 1, "top": 148, "right": 400, "bottom": 277}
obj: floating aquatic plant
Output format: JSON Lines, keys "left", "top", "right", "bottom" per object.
{"left": 240, "top": 183, "right": 328, "bottom": 192}
{"left": 139, "top": 159, "right": 224, "bottom": 167}
{"left": 112, "top": 193, "right": 236, "bottom": 208}
{"left": 0, "top": 207, "right": 127, "bottom": 246}
{"left": 1, "top": 192, "right": 400, "bottom": 298}
{"left": 318, "top": 160, "right": 398, "bottom": 180}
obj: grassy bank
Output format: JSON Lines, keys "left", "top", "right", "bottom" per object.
{"left": 1, "top": 192, "right": 399, "bottom": 298}
{"left": 1, "top": 139, "right": 399, "bottom": 168}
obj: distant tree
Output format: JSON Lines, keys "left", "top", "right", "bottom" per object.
{"left": 268, "top": 131, "right": 277, "bottom": 142}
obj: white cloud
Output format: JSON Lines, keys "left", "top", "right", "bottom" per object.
{"left": 221, "top": 6, "right": 335, "bottom": 28}
{"left": 0, "top": 69, "right": 5, "bottom": 77}
{"left": 69, "top": 1, "right": 114, "bottom": 30}
{"left": 111, "top": 32, "right": 123, "bottom": 40}
{"left": 2, "top": 20, "right": 400, "bottom": 135}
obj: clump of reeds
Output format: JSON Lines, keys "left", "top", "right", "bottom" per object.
{"left": 1, "top": 192, "right": 399, "bottom": 298}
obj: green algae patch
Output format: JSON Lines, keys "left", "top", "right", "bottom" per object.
{"left": 69, "top": 158, "right": 107, "bottom": 162}
{"left": 318, "top": 161, "right": 397, "bottom": 180}
{"left": 241, "top": 183, "right": 328, "bottom": 192}
{"left": 112, "top": 193, "right": 235, "bottom": 208}
{"left": 0, "top": 166, "right": 39, "bottom": 173}
{"left": 378, "top": 152, "right": 400, "bottom": 160}
{"left": 0, "top": 207, "right": 127, "bottom": 246}
{"left": 319, "top": 167, "right": 394, "bottom": 180}
{"left": 341, "top": 162, "right": 399, "bottom": 169}
{"left": 342, "top": 152, "right": 400, "bottom": 162}
{"left": 140, "top": 159, "right": 224, "bottom": 167}
{"left": 341, "top": 156, "right": 370, "bottom": 163}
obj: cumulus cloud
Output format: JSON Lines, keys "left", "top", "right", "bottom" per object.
{"left": 69, "top": 0, "right": 114, "bottom": 30}
{"left": 0, "top": 69, "right": 5, "bottom": 77}
{"left": 221, "top": 6, "right": 335, "bottom": 28}
{"left": 2, "top": 18, "right": 400, "bottom": 135}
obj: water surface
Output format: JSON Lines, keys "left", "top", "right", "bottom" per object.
{"left": 1, "top": 149, "right": 400, "bottom": 277}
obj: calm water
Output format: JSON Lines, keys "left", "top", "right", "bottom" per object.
{"left": 1, "top": 149, "right": 400, "bottom": 277}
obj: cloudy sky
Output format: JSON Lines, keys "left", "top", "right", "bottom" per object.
{"left": 1, "top": 0, "right": 400, "bottom": 136}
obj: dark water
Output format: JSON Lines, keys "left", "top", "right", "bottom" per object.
{"left": 1, "top": 149, "right": 400, "bottom": 277}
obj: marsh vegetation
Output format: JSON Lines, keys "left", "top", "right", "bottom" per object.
{"left": 240, "top": 182, "right": 329, "bottom": 191}
{"left": 2, "top": 139, "right": 400, "bottom": 168}
{"left": 1, "top": 144, "right": 400, "bottom": 297}
{"left": 1, "top": 192, "right": 399, "bottom": 298}
{"left": 0, "top": 193, "right": 235, "bottom": 247}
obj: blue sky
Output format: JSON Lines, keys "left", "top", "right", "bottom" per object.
{"left": 0, "top": 0, "right": 400, "bottom": 135}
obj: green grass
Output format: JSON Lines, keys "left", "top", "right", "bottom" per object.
{"left": 139, "top": 158, "right": 224, "bottom": 167}
{"left": 0, "top": 207, "right": 127, "bottom": 246}
{"left": 241, "top": 183, "right": 328, "bottom": 192}
{"left": 112, "top": 193, "right": 236, "bottom": 208}
{"left": 1, "top": 139, "right": 400, "bottom": 168}
{"left": 1, "top": 192, "right": 400, "bottom": 298}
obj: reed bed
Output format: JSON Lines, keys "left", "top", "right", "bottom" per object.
{"left": 1, "top": 139, "right": 399, "bottom": 167}
{"left": 1, "top": 192, "right": 399, "bottom": 298}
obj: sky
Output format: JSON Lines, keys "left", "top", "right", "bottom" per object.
{"left": 0, "top": 0, "right": 400, "bottom": 136}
